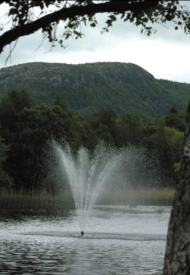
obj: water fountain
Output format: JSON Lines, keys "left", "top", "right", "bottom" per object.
{"left": 55, "top": 143, "right": 123, "bottom": 235}
{"left": 1, "top": 143, "right": 168, "bottom": 275}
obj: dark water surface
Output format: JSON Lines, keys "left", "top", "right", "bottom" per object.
{"left": 0, "top": 205, "right": 171, "bottom": 275}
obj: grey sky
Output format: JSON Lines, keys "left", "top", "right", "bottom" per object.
{"left": 0, "top": 1, "right": 190, "bottom": 83}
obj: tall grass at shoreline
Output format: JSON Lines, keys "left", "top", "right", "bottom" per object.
{"left": 0, "top": 190, "right": 75, "bottom": 211}
{"left": 130, "top": 188, "right": 175, "bottom": 206}
{"left": 0, "top": 188, "right": 175, "bottom": 211}
{"left": 97, "top": 187, "right": 175, "bottom": 206}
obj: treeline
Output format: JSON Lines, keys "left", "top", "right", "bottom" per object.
{"left": 0, "top": 88, "right": 185, "bottom": 193}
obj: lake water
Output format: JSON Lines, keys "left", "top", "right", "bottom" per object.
{"left": 0, "top": 205, "right": 171, "bottom": 275}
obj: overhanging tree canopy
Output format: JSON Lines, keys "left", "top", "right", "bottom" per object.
{"left": 0, "top": 0, "right": 190, "bottom": 53}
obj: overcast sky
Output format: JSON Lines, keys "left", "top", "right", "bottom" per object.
{"left": 0, "top": 1, "right": 190, "bottom": 83}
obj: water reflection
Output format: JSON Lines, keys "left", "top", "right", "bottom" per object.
{"left": 0, "top": 206, "right": 170, "bottom": 275}
{"left": 0, "top": 239, "right": 166, "bottom": 274}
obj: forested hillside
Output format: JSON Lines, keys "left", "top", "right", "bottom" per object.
{"left": 0, "top": 62, "right": 189, "bottom": 121}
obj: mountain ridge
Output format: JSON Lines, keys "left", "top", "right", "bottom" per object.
{"left": 0, "top": 61, "right": 189, "bottom": 120}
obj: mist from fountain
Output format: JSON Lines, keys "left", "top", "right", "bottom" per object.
{"left": 53, "top": 141, "right": 164, "bottom": 235}
{"left": 55, "top": 143, "right": 123, "bottom": 233}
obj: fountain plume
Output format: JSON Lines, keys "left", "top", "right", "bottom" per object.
{"left": 53, "top": 142, "right": 164, "bottom": 233}
{"left": 55, "top": 143, "right": 122, "bottom": 232}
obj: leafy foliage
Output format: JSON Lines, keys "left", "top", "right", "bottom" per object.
{"left": 1, "top": 1, "right": 190, "bottom": 54}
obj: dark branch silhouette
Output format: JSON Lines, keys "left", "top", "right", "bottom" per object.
{"left": 0, "top": 1, "right": 159, "bottom": 53}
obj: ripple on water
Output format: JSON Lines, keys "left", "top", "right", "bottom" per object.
{"left": 0, "top": 206, "right": 170, "bottom": 275}
{"left": 0, "top": 238, "right": 165, "bottom": 275}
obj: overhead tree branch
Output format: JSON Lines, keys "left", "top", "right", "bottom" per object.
{"left": 0, "top": 0, "right": 159, "bottom": 53}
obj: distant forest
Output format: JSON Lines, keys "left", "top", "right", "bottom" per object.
{"left": 0, "top": 88, "right": 185, "bottom": 193}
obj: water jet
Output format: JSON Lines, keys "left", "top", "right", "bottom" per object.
{"left": 54, "top": 142, "right": 163, "bottom": 234}
{"left": 55, "top": 143, "right": 122, "bottom": 233}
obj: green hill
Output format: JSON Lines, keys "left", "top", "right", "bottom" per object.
{"left": 0, "top": 61, "right": 189, "bottom": 120}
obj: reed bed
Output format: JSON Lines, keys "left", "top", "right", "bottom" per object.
{"left": 97, "top": 187, "right": 175, "bottom": 206}
{"left": 0, "top": 190, "right": 75, "bottom": 211}
{"left": 129, "top": 187, "right": 175, "bottom": 206}
{"left": 0, "top": 187, "right": 175, "bottom": 211}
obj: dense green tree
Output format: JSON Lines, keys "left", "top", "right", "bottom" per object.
{"left": 2, "top": 102, "right": 84, "bottom": 191}
{"left": 83, "top": 109, "right": 117, "bottom": 149}
{"left": 95, "top": 109, "right": 117, "bottom": 144}
{"left": 140, "top": 124, "right": 157, "bottom": 151}
{"left": 169, "top": 106, "right": 178, "bottom": 115}
{"left": 53, "top": 94, "right": 85, "bottom": 151}
{"left": 164, "top": 127, "right": 184, "bottom": 180}
{"left": 165, "top": 111, "right": 186, "bottom": 132}
{"left": 0, "top": 88, "right": 35, "bottom": 142}
{"left": 170, "top": 128, "right": 184, "bottom": 164}
{"left": 0, "top": 134, "right": 12, "bottom": 188}
{"left": 0, "top": 88, "right": 83, "bottom": 191}
{"left": 115, "top": 113, "right": 143, "bottom": 147}
{"left": 152, "top": 117, "right": 173, "bottom": 176}
{"left": 66, "top": 110, "right": 86, "bottom": 152}
{"left": 0, "top": 88, "right": 36, "bottom": 190}
{"left": 13, "top": 104, "right": 76, "bottom": 190}
{"left": 82, "top": 116, "right": 99, "bottom": 152}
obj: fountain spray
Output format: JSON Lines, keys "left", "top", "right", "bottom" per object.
{"left": 56, "top": 143, "right": 122, "bottom": 234}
